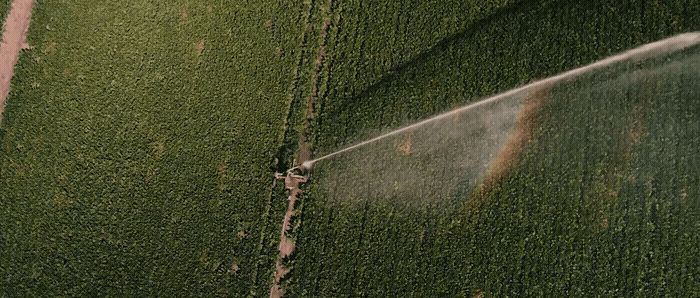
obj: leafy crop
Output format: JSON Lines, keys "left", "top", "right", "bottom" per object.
{"left": 0, "top": 0, "right": 7, "bottom": 29}
{"left": 289, "top": 0, "right": 700, "bottom": 296}
{"left": 1, "top": 0, "right": 699, "bottom": 296}
{"left": 0, "top": 0, "right": 306, "bottom": 295}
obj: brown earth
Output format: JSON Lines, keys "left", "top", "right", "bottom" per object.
{"left": 480, "top": 85, "right": 550, "bottom": 193}
{"left": 278, "top": 235, "right": 295, "bottom": 257}
{"left": 230, "top": 259, "right": 240, "bottom": 274}
{"left": 680, "top": 187, "right": 688, "bottom": 202}
{"left": 0, "top": 0, "right": 34, "bottom": 118}
{"left": 194, "top": 39, "right": 205, "bottom": 56}
{"left": 270, "top": 6, "right": 334, "bottom": 297}
{"left": 179, "top": 6, "right": 188, "bottom": 21}
{"left": 397, "top": 133, "right": 413, "bottom": 155}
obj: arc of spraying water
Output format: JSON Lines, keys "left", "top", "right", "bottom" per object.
{"left": 302, "top": 32, "right": 700, "bottom": 170}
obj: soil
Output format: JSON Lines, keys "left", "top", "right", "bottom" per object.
{"left": 230, "top": 260, "right": 240, "bottom": 274}
{"left": 179, "top": 6, "right": 188, "bottom": 21}
{"left": 278, "top": 232, "right": 295, "bottom": 257}
{"left": 270, "top": 8, "right": 333, "bottom": 297}
{"left": 269, "top": 265, "right": 286, "bottom": 298}
{"left": 195, "top": 39, "right": 205, "bottom": 56}
{"left": 397, "top": 133, "right": 413, "bottom": 155}
{"left": 0, "top": 0, "right": 34, "bottom": 118}
{"left": 275, "top": 263, "right": 290, "bottom": 280}
{"left": 481, "top": 85, "right": 549, "bottom": 193}
{"left": 270, "top": 285, "right": 283, "bottom": 298}
{"left": 680, "top": 187, "right": 688, "bottom": 201}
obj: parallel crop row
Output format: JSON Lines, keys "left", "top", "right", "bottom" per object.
{"left": 0, "top": 0, "right": 306, "bottom": 295}
{"left": 291, "top": 0, "right": 700, "bottom": 296}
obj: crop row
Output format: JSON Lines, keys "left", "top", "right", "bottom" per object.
{"left": 290, "top": 0, "right": 700, "bottom": 296}
{"left": 0, "top": 0, "right": 306, "bottom": 295}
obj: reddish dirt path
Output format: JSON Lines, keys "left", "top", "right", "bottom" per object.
{"left": 0, "top": 0, "right": 34, "bottom": 118}
{"left": 270, "top": 4, "right": 334, "bottom": 298}
{"left": 270, "top": 185, "right": 302, "bottom": 298}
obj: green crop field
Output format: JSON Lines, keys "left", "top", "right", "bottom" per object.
{"left": 0, "top": 0, "right": 306, "bottom": 295}
{"left": 1, "top": 0, "right": 699, "bottom": 296}
{"left": 0, "top": 0, "right": 8, "bottom": 28}
{"left": 287, "top": 0, "right": 700, "bottom": 296}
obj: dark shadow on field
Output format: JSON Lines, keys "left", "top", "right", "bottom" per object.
{"left": 315, "top": 0, "right": 699, "bottom": 153}
{"left": 330, "top": 0, "right": 552, "bottom": 111}
{"left": 294, "top": 0, "right": 700, "bottom": 293}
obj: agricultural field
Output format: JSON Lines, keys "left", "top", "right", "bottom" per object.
{"left": 0, "top": 0, "right": 305, "bottom": 295}
{"left": 0, "top": 0, "right": 698, "bottom": 296}
{"left": 287, "top": 0, "right": 700, "bottom": 296}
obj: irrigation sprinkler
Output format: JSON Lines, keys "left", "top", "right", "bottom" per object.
{"left": 274, "top": 164, "right": 309, "bottom": 190}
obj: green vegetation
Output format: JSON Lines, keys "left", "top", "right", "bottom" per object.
{"left": 0, "top": 0, "right": 8, "bottom": 29}
{"left": 0, "top": 0, "right": 305, "bottom": 295}
{"left": 314, "top": 0, "right": 700, "bottom": 151}
{"left": 287, "top": 0, "right": 700, "bottom": 296}
{"left": 1, "top": 0, "right": 698, "bottom": 296}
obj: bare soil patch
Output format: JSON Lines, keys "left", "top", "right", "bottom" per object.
{"left": 680, "top": 187, "right": 688, "bottom": 202}
{"left": 397, "top": 133, "right": 413, "bottom": 155}
{"left": 179, "top": 6, "right": 188, "bottom": 21}
{"left": 270, "top": 8, "right": 334, "bottom": 297}
{"left": 270, "top": 285, "right": 283, "bottom": 298}
{"left": 194, "top": 39, "right": 205, "bottom": 56}
{"left": 0, "top": 0, "right": 34, "bottom": 118}
{"left": 481, "top": 85, "right": 549, "bottom": 191}
{"left": 278, "top": 234, "right": 295, "bottom": 257}
{"left": 229, "top": 259, "right": 240, "bottom": 274}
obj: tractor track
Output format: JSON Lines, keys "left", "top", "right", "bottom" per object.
{"left": 248, "top": 0, "right": 317, "bottom": 295}
{"left": 269, "top": 0, "right": 336, "bottom": 297}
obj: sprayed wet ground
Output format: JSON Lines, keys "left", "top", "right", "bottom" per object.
{"left": 291, "top": 33, "right": 700, "bottom": 296}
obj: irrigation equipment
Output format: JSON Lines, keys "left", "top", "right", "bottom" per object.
{"left": 298, "top": 33, "right": 700, "bottom": 205}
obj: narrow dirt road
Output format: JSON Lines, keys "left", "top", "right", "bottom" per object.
{"left": 0, "top": 0, "right": 34, "bottom": 118}
{"left": 270, "top": 4, "right": 334, "bottom": 298}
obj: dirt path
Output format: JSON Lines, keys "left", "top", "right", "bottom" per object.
{"left": 0, "top": 0, "right": 34, "bottom": 118}
{"left": 270, "top": 2, "right": 334, "bottom": 297}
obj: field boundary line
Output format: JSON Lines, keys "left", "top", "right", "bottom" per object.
{"left": 256, "top": 0, "right": 318, "bottom": 297}
{"left": 270, "top": 0, "right": 336, "bottom": 296}
{"left": 0, "top": 0, "right": 33, "bottom": 120}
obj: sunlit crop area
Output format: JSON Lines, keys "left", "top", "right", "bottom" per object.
{"left": 0, "top": 0, "right": 698, "bottom": 296}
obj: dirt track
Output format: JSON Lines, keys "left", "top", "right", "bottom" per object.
{"left": 270, "top": 3, "right": 334, "bottom": 298}
{"left": 0, "top": 0, "right": 33, "bottom": 118}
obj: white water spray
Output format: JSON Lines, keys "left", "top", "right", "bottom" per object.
{"left": 304, "top": 33, "right": 700, "bottom": 170}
